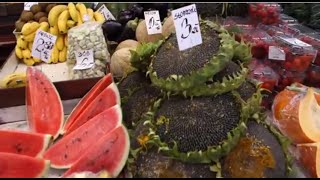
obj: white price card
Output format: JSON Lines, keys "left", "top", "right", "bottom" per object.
{"left": 280, "top": 37, "right": 312, "bottom": 47}
{"left": 31, "top": 30, "right": 57, "bottom": 63}
{"left": 171, "top": 4, "right": 202, "bottom": 51}
{"left": 268, "top": 46, "right": 286, "bottom": 61}
{"left": 73, "top": 49, "right": 95, "bottom": 70}
{"left": 97, "top": 5, "right": 115, "bottom": 21}
{"left": 24, "top": 2, "right": 38, "bottom": 11}
{"left": 144, "top": 10, "right": 162, "bottom": 35}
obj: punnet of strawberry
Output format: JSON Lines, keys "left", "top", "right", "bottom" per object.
{"left": 258, "top": 24, "right": 300, "bottom": 37}
{"left": 276, "top": 69, "right": 306, "bottom": 91}
{"left": 305, "top": 64, "right": 320, "bottom": 88}
{"left": 222, "top": 16, "right": 254, "bottom": 42}
{"left": 298, "top": 34, "right": 320, "bottom": 66}
{"left": 249, "top": 63, "right": 279, "bottom": 92}
{"left": 248, "top": 3, "right": 281, "bottom": 25}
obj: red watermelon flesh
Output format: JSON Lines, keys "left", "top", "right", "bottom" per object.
{"left": 64, "top": 82, "right": 121, "bottom": 135}
{"left": 0, "top": 152, "right": 50, "bottom": 178}
{"left": 62, "top": 74, "right": 113, "bottom": 134}
{"left": 62, "top": 125, "right": 130, "bottom": 178}
{"left": 0, "top": 130, "right": 51, "bottom": 158}
{"left": 26, "top": 67, "right": 64, "bottom": 139}
{"left": 43, "top": 104, "right": 122, "bottom": 169}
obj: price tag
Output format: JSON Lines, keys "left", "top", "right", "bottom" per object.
{"left": 24, "top": 2, "right": 38, "bottom": 11}
{"left": 144, "top": 10, "right": 162, "bottom": 35}
{"left": 268, "top": 46, "right": 286, "bottom": 61}
{"left": 280, "top": 37, "right": 312, "bottom": 47}
{"left": 73, "top": 49, "right": 95, "bottom": 70}
{"left": 171, "top": 4, "right": 202, "bottom": 51}
{"left": 31, "top": 30, "right": 57, "bottom": 63}
{"left": 97, "top": 5, "right": 115, "bottom": 21}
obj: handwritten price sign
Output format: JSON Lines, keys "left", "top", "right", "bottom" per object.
{"left": 24, "top": 2, "right": 38, "bottom": 11}
{"left": 73, "top": 49, "right": 95, "bottom": 70}
{"left": 171, "top": 4, "right": 202, "bottom": 51}
{"left": 31, "top": 30, "right": 57, "bottom": 63}
{"left": 144, "top": 10, "right": 162, "bottom": 35}
{"left": 97, "top": 5, "right": 115, "bottom": 21}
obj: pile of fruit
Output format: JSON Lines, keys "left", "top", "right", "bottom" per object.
{"left": 14, "top": 3, "right": 105, "bottom": 66}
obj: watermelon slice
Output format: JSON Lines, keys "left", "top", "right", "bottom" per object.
{"left": 43, "top": 104, "right": 122, "bottom": 169}
{"left": 64, "top": 82, "right": 121, "bottom": 135}
{"left": 62, "top": 74, "right": 113, "bottom": 134}
{"left": 62, "top": 125, "right": 130, "bottom": 178}
{"left": 0, "top": 130, "right": 51, "bottom": 158}
{"left": 26, "top": 67, "right": 64, "bottom": 139}
{"left": 0, "top": 152, "right": 50, "bottom": 178}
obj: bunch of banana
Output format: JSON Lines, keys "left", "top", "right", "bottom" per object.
{"left": 0, "top": 72, "right": 27, "bottom": 89}
{"left": 16, "top": 21, "right": 49, "bottom": 66}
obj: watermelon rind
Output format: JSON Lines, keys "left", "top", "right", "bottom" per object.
{"left": 36, "top": 160, "right": 51, "bottom": 178}
{"left": 112, "top": 125, "right": 130, "bottom": 177}
{"left": 36, "top": 134, "right": 52, "bottom": 158}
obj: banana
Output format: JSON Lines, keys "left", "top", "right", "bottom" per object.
{"left": 87, "top": 8, "right": 94, "bottom": 21}
{"left": 94, "top": 11, "right": 105, "bottom": 23}
{"left": 67, "top": 20, "right": 76, "bottom": 28}
{"left": 77, "top": 11, "right": 83, "bottom": 26}
{"left": 76, "top": 3, "right": 87, "bottom": 22}
{"left": 23, "top": 58, "right": 35, "bottom": 66}
{"left": 51, "top": 45, "right": 59, "bottom": 63}
{"left": 32, "top": 56, "right": 42, "bottom": 63}
{"left": 49, "top": 25, "right": 59, "bottom": 36}
{"left": 38, "top": 22, "right": 50, "bottom": 32}
{"left": 59, "top": 46, "right": 67, "bottom": 62}
{"left": 68, "top": 3, "right": 78, "bottom": 22}
{"left": 57, "top": 10, "right": 70, "bottom": 34}
{"left": 21, "top": 22, "right": 40, "bottom": 36}
{"left": 15, "top": 45, "right": 23, "bottom": 59}
{"left": 22, "top": 49, "right": 31, "bottom": 59}
{"left": 17, "top": 36, "right": 28, "bottom": 50}
{"left": 28, "top": 42, "right": 33, "bottom": 51}
{"left": 48, "top": 5, "right": 68, "bottom": 27}
{"left": 56, "top": 35, "right": 65, "bottom": 51}
{"left": 0, "top": 73, "right": 27, "bottom": 88}
{"left": 21, "top": 32, "right": 36, "bottom": 42}
{"left": 64, "top": 35, "right": 68, "bottom": 47}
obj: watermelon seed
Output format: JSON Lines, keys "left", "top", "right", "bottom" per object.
{"left": 98, "top": 98, "right": 102, "bottom": 102}
{"left": 104, "top": 149, "right": 109, "bottom": 154}
{"left": 64, "top": 154, "right": 68, "bottom": 159}
{"left": 15, "top": 144, "right": 23, "bottom": 153}
{"left": 76, "top": 138, "right": 81, "bottom": 142}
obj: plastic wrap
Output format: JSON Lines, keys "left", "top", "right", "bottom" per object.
{"left": 305, "top": 64, "right": 320, "bottom": 88}
{"left": 258, "top": 24, "right": 300, "bottom": 37}
{"left": 298, "top": 33, "right": 320, "bottom": 65}
{"left": 276, "top": 69, "right": 306, "bottom": 91}
{"left": 67, "top": 21, "right": 110, "bottom": 80}
{"left": 249, "top": 62, "right": 279, "bottom": 91}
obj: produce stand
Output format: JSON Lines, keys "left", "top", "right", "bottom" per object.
{"left": 0, "top": 2, "right": 320, "bottom": 178}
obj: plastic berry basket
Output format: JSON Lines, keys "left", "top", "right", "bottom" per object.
{"left": 298, "top": 33, "right": 320, "bottom": 66}
{"left": 276, "top": 69, "right": 306, "bottom": 91}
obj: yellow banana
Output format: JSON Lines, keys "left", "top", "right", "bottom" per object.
{"left": 21, "top": 22, "right": 40, "bottom": 36}
{"left": 77, "top": 11, "right": 83, "bottom": 26}
{"left": 38, "top": 22, "right": 50, "bottom": 32}
{"left": 48, "top": 5, "right": 68, "bottom": 27}
{"left": 51, "top": 46, "right": 59, "bottom": 63}
{"left": 68, "top": 3, "right": 78, "bottom": 22}
{"left": 59, "top": 46, "right": 67, "bottom": 62}
{"left": 64, "top": 35, "right": 68, "bottom": 47}
{"left": 76, "top": 3, "right": 87, "bottom": 22}
{"left": 28, "top": 42, "right": 33, "bottom": 51}
{"left": 17, "top": 36, "right": 28, "bottom": 50}
{"left": 49, "top": 25, "right": 59, "bottom": 36}
{"left": 56, "top": 35, "right": 65, "bottom": 51}
{"left": 21, "top": 32, "right": 36, "bottom": 42}
{"left": 94, "top": 11, "right": 105, "bottom": 23}
{"left": 22, "top": 49, "right": 31, "bottom": 59}
{"left": 57, "top": 10, "right": 70, "bottom": 34}
{"left": 87, "top": 8, "right": 94, "bottom": 21}
{"left": 67, "top": 20, "right": 76, "bottom": 28}
{"left": 23, "top": 58, "right": 35, "bottom": 66}
{"left": 0, "top": 73, "right": 27, "bottom": 88}
{"left": 32, "top": 56, "right": 42, "bottom": 63}
{"left": 15, "top": 45, "right": 23, "bottom": 59}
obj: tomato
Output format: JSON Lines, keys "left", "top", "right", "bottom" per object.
{"left": 292, "top": 58, "right": 302, "bottom": 71}
{"left": 266, "top": 6, "right": 276, "bottom": 13}
{"left": 284, "top": 62, "right": 293, "bottom": 70}
{"left": 261, "top": 82, "right": 274, "bottom": 91}
{"left": 259, "top": 10, "right": 267, "bottom": 18}
{"left": 256, "top": 3, "right": 265, "bottom": 10}
{"left": 249, "top": 4, "right": 257, "bottom": 13}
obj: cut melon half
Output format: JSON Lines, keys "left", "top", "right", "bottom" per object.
{"left": 296, "top": 143, "right": 320, "bottom": 178}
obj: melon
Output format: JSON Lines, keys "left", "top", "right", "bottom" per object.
{"left": 272, "top": 87, "right": 320, "bottom": 144}
{"left": 295, "top": 143, "right": 320, "bottom": 178}
{"left": 62, "top": 125, "right": 130, "bottom": 178}
{"left": 44, "top": 104, "right": 122, "bottom": 169}
{"left": 64, "top": 82, "right": 121, "bottom": 134}
{"left": 63, "top": 74, "right": 113, "bottom": 134}
{"left": 0, "top": 152, "right": 50, "bottom": 178}
{"left": 0, "top": 130, "right": 51, "bottom": 158}
{"left": 26, "top": 67, "right": 64, "bottom": 139}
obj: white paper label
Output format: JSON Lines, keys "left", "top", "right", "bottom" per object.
{"left": 31, "top": 30, "right": 57, "bottom": 63}
{"left": 280, "top": 37, "right": 312, "bottom": 47}
{"left": 97, "top": 5, "right": 115, "bottom": 21}
{"left": 268, "top": 46, "right": 286, "bottom": 61}
{"left": 24, "top": 2, "right": 38, "bottom": 11}
{"left": 73, "top": 49, "right": 95, "bottom": 70}
{"left": 144, "top": 10, "right": 162, "bottom": 35}
{"left": 171, "top": 4, "right": 202, "bottom": 51}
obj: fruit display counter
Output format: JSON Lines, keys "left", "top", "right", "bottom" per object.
{"left": 0, "top": 2, "right": 320, "bottom": 178}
